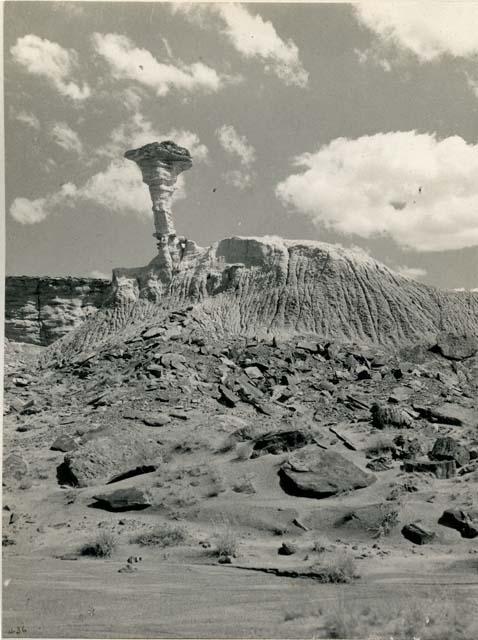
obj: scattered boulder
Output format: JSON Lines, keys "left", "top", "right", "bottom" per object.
{"left": 3, "top": 452, "right": 28, "bottom": 481}
{"left": 57, "top": 431, "right": 162, "bottom": 487}
{"left": 371, "top": 403, "right": 412, "bottom": 429}
{"left": 279, "top": 446, "right": 376, "bottom": 499}
{"left": 218, "top": 385, "right": 239, "bottom": 408}
{"left": 142, "top": 413, "right": 171, "bottom": 427}
{"left": 250, "top": 430, "right": 314, "bottom": 459}
{"left": 435, "top": 333, "right": 478, "bottom": 361}
{"left": 403, "top": 458, "right": 455, "bottom": 479}
{"left": 401, "top": 523, "right": 436, "bottom": 545}
{"left": 429, "top": 436, "right": 469, "bottom": 468}
{"left": 366, "top": 456, "right": 393, "bottom": 472}
{"left": 92, "top": 488, "right": 151, "bottom": 511}
{"left": 438, "top": 509, "right": 478, "bottom": 539}
{"left": 50, "top": 435, "right": 78, "bottom": 453}
{"left": 278, "top": 542, "right": 297, "bottom": 555}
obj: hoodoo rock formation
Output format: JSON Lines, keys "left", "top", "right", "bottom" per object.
{"left": 7, "top": 140, "right": 478, "bottom": 354}
{"left": 124, "top": 140, "right": 192, "bottom": 278}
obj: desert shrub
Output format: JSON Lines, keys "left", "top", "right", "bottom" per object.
{"left": 232, "top": 473, "right": 256, "bottom": 494}
{"left": 134, "top": 524, "right": 187, "bottom": 547}
{"left": 369, "top": 509, "right": 400, "bottom": 539}
{"left": 80, "top": 531, "right": 117, "bottom": 558}
{"left": 321, "top": 593, "right": 478, "bottom": 639}
{"left": 213, "top": 517, "right": 239, "bottom": 557}
{"left": 312, "top": 551, "right": 358, "bottom": 583}
{"left": 312, "top": 535, "right": 331, "bottom": 554}
{"left": 365, "top": 435, "right": 395, "bottom": 457}
{"left": 207, "top": 468, "right": 226, "bottom": 497}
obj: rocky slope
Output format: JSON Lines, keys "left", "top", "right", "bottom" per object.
{"left": 41, "top": 235, "right": 478, "bottom": 362}
{"left": 5, "top": 276, "right": 111, "bottom": 346}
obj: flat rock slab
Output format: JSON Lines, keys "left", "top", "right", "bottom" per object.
{"left": 142, "top": 413, "right": 171, "bottom": 427}
{"left": 92, "top": 487, "right": 150, "bottom": 511}
{"left": 415, "top": 402, "right": 477, "bottom": 427}
{"left": 279, "top": 446, "right": 376, "bottom": 499}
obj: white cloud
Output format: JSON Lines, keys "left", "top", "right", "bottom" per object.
{"left": 89, "top": 270, "right": 110, "bottom": 280}
{"left": 223, "top": 169, "right": 253, "bottom": 190}
{"left": 97, "top": 111, "right": 208, "bottom": 162}
{"left": 93, "top": 32, "right": 226, "bottom": 96}
{"left": 11, "top": 34, "right": 90, "bottom": 101}
{"left": 174, "top": 3, "right": 308, "bottom": 87}
{"left": 354, "top": 3, "right": 478, "bottom": 62}
{"left": 395, "top": 265, "right": 427, "bottom": 280}
{"left": 51, "top": 122, "right": 83, "bottom": 154}
{"left": 216, "top": 125, "right": 255, "bottom": 166}
{"left": 15, "top": 110, "right": 40, "bottom": 130}
{"left": 10, "top": 197, "right": 48, "bottom": 224}
{"left": 276, "top": 131, "right": 478, "bottom": 252}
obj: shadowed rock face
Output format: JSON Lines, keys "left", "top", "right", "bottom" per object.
{"left": 5, "top": 276, "right": 111, "bottom": 346}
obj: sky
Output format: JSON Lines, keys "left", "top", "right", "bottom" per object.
{"left": 4, "top": 1, "right": 478, "bottom": 290}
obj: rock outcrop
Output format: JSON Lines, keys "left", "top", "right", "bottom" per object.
{"left": 5, "top": 276, "right": 110, "bottom": 346}
{"left": 9, "top": 140, "right": 478, "bottom": 356}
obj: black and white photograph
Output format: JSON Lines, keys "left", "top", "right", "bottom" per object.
{"left": 3, "top": 1, "right": 478, "bottom": 638}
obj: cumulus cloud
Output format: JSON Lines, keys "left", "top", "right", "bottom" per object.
{"left": 51, "top": 122, "right": 83, "bottom": 154}
{"left": 174, "top": 3, "right": 308, "bottom": 87}
{"left": 216, "top": 125, "right": 255, "bottom": 166}
{"left": 354, "top": 3, "right": 478, "bottom": 62}
{"left": 93, "top": 32, "right": 227, "bottom": 96}
{"left": 97, "top": 111, "right": 208, "bottom": 163}
{"left": 15, "top": 110, "right": 40, "bottom": 130}
{"left": 276, "top": 131, "right": 478, "bottom": 252}
{"left": 223, "top": 169, "right": 254, "bottom": 190}
{"left": 395, "top": 265, "right": 428, "bottom": 280}
{"left": 9, "top": 112, "right": 204, "bottom": 224}
{"left": 11, "top": 34, "right": 90, "bottom": 101}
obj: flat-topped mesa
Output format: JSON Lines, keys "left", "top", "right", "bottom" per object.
{"left": 124, "top": 141, "right": 192, "bottom": 273}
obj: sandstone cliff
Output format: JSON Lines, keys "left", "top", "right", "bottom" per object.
{"left": 5, "top": 276, "right": 111, "bottom": 346}
{"left": 41, "top": 235, "right": 478, "bottom": 361}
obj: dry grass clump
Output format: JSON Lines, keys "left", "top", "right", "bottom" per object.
{"left": 320, "top": 593, "right": 477, "bottom": 639}
{"left": 311, "top": 535, "right": 331, "bottom": 554}
{"left": 80, "top": 531, "right": 117, "bottom": 558}
{"left": 364, "top": 434, "right": 395, "bottom": 457}
{"left": 369, "top": 509, "right": 400, "bottom": 539}
{"left": 312, "top": 552, "right": 358, "bottom": 584}
{"left": 213, "top": 517, "right": 239, "bottom": 557}
{"left": 134, "top": 524, "right": 187, "bottom": 547}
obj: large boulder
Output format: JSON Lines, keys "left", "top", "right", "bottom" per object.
{"left": 438, "top": 509, "right": 478, "bottom": 539}
{"left": 415, "top": 403, "right": 477, "bottom": 427}
{"left": 92, "top": 487, "right": 151, "bottom": 511}
{"left": 401, "top": 523, "right": 436, "bottom": 545}
{"left": 279, "top": 446, "right": 376, "bottom": 499}
{"left": 403, "top": 458, "right": 455, "bottom": 479}
{"left": 56, "top": 429, "right": 162, "bottom": 487}
{"left": 429, "top": 436, "right": 469, "bottom": 468}
{"left": 435, "top": 333, "right": 478, "bottom": 361}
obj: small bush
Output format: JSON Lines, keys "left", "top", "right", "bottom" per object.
{"left": 312, "top": 552, "right": 358, "bottom": 583}
{"left": 134, "top": 524, "right": 187, "bottom": 548}
{"left": 213, "top": 518, "right": 239, "bottom": 557}
{"left": 369, "top": 509, "right": 400, "bottom": 539}
{"left": 232, "top": 473, "right": 256, "bottom": 494}
{"left": 80, "top": 531, "right": 117, "bottom": 558}
{"left": 312, "top": 535, "right": 331, "bottom": 554}
{"left": 365, "top": 435, "right": 394, "bottom": 457}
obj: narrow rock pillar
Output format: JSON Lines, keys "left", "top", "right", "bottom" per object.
{"left": 124, "top": 141, "right": 192, "bottom": 276}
